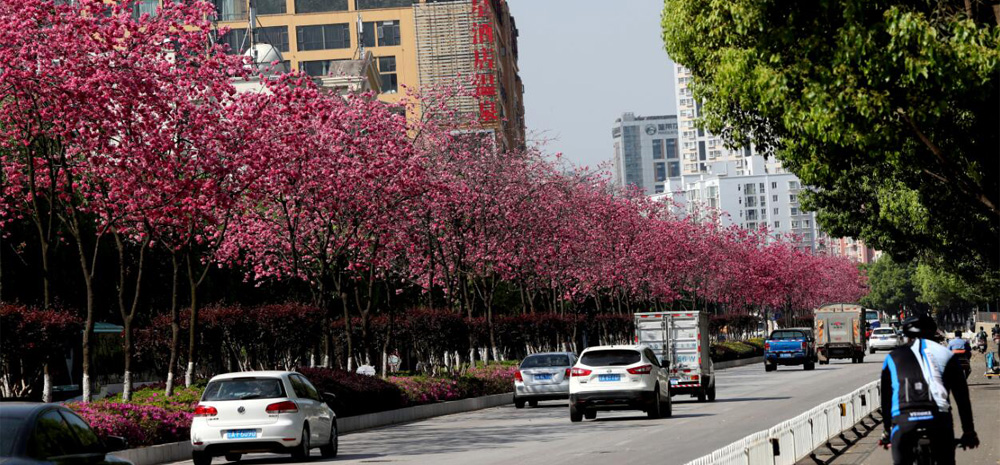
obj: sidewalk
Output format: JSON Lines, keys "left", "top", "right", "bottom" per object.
{"left": 819, "top": 351, "right": 999, "bottom": 464}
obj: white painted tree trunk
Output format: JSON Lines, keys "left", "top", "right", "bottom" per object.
{"left": 82, "top": 373, "right": 91, "bottom": 402}
{"left": 42, "top": 370, "right": 52, "bottom": 403}
{"left": 185, "top": 362, "right": 194, "bottom": 387}
{"left": 122, "top": 371, "right": 132, "bottom": 401}
{"left": 165, "top": 372, "right": 175, "bottom": 396}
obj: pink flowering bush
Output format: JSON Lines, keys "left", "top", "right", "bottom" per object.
{"left": 107, "top": 386, "right": 203, "bottom": 413}
{"left": 69, "top": 401, "right": 192, "bottom": 447}
{"left": 388, "top": 376, "right": 464, "bottom": 404}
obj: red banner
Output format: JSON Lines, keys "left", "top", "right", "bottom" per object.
{"left": 470, "top": 0, "right": 497, "bottom": 123}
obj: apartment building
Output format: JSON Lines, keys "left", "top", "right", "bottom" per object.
{"left": 611, "top": 113, "right": 680, "bottom": 194}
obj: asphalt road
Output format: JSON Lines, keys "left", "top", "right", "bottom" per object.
{"left": 172, "top": 354, "right": 885, "bottom": 465}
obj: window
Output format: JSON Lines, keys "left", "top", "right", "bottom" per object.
{"left": 217, "top": 28, "right": 247, "bottom": 54}
{"left": 789, "top": 194, "right": 798, "bottom": 203}
{"left": 294, "top": 0, "right": 347, "bottom": 13}
{"left": 792, "top": 220, "right": 801, "bottom": 228}
{"left": 581, "top": 349, "right": 641, "bottom": 366}
{"left": 654, "top": 162, "right": 666, "bottom": 182}
{"left": 746, "top": 222, "right": 757, "bottom": 229}
{"left": 773, "top": 208, "right": 779, "bottom": 215}
{"left": 791, "top": 207, "right": 799, "bottom": 216}
{"left": 288, "top": 375, "right": 309, "bottom": 399}
{"left": 746, "top": 196, "right": 757, "bottom": 207}
{"left": 668, "top": 161, "right": 680, "bottom": 178}
{"left": 665, "top": 140, "right": 678, "bottom": 159}
{"left": 297, "top": 24, "right": 350, "bottom": 51}
{"left": 214, "top": 0, "right": 246, "bottom": 21}
{"left": 759, "top": 183, "right": 765, "bottom": 192}
{"left": 654, "top": 185, "right": 665, "bottom": 194}
{"left": 357, "top": 0, "right": 413, "bottom": 8}
{"left": 521, "top": 354, "right": 571, "bottom": 368}
{"left": 804, "top": 220, "right": 811, "bottom": 227}
{"left": 257, "top": 26, "right": 289, "bottom": 52}
{"left": 652, "top": 139, "right": 664, "bottom": 160}
{"left": 377, "top": 56, "right": 397, "bottom": 93}
{"left": 772, "top": 195, "right": 778, "bottom": 202}
{"left": 202, "top": 377, "right": 286, "bottom": 401}
{"left": 299, "top": 59, "right": 344, "bottom": 76}
{"left": 788, "top": 181, "right": 800, "bottom": 189}
{"left": 771, "top": 182, "right": 777, "bottom": 189}
{"left": 774, "top": 221, "right": 780, "bottom": 228}
{"left": 291, "top": 375, "right": 321, "bottom": 401}
{"left": 746, "top": 210, "right": 758, "bottom": 221}
{"left": 744, "top": 183, "right": 757, "bottom": 195}
{"left": 362, "top": 22, "right": 376, "bottom": 47}
{"left": 130, "top": 0, "right": 158, "bottom": 19}
{"left": 698, "top": 141, "right": 706, "bottom": 161}
{"left": 60, "top": 411, "right": 103, "bottom": 454}
{"left": 256, "top": 0, "right": 286, "bottom": 14}
{"left": 376, "top": 20, "right": 401, "bottom": 46}
{"left": 29, "top": 411, "right": 76, "bottom": 459}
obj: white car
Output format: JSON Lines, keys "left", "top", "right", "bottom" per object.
{"left": 190, "top": 371, "right": 338, "bottom": 465}
{"left": 869, "top": 327, "right": 901, "bottom": 352}
{"left": 568, "top": 345, "right": 672, "bottom": 422}
{"left": 514, "top": 352, "right": 577, "bottom": 408}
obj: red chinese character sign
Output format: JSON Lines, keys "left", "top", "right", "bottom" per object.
{"left": 471, "top": 0, "right": 497, "bottom": 123}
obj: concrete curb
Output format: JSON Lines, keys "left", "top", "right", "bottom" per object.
{"left": 339, "top": 392, "right": 512, "bottom": 433}
{"left": 713, "top": 355, "right": 764, "bottom": 370}
{"left": 111, "top": 441, "right": 191, "bottom": 465}
{"left": 109, "top": 393, "right": 512, "bottom": 465}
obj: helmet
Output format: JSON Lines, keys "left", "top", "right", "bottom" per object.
{"left": 901, "top": 315, "right": 937, "bottom": 339}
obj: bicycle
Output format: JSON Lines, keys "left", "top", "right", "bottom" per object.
{"left": 879, "top": 425, "right": 972, "bottom": 465}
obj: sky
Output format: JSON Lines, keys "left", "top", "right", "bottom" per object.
{"left": 507, "top": 0, "right": 676, "bottom": 170}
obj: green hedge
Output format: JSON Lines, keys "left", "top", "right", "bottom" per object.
{"left": 711, "top": 340, "right": 763, "bottom": 362}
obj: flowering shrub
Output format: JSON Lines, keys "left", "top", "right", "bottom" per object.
{"left": 462, "top": 364, "right": 518, "bottom": 397}
{"left": 389, "top": 376, "right": 464, "bottom": 404}
{"left": 69, "top": 401, "right": 192, "bottom": 447}
{"left": 108, "top": 386, "right": 203, "bottom": 413}
{"left": 297, "top": 367, "right": 408, "bottom": 418}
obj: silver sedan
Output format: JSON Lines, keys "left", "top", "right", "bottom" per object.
{"left": 514, "top": 352, "right": 577, "bottom": 408}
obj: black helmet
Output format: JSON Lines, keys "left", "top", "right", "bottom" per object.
{"left": 902, "top": 315, "right": 937, "bottom": 339}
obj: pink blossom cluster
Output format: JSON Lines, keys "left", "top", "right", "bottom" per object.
{"left": 388, "top": 377, "right": 464, "bottom": 404}
{"left": 68, "top": 401, "right": 193, "bottom": 447}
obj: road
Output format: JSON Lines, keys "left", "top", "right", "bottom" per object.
{"left": 171, "top": 353, "right": 886, "bottom": 465}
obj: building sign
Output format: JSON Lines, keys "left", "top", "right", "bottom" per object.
{"left": 471, "top": 0, "right": 497, "bottom": 123}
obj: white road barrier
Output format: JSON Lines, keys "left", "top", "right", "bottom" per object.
{"left": 685, "top": 380, "right": 880, "bottom": 465}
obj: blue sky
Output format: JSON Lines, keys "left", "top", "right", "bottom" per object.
{"left": 507, "top": 0, "right": 676, "bottom": 169}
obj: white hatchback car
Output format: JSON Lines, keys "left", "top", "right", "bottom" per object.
{"left": 568, "top": 345, "right": 671, "bottom": 422}
{"left": 869, "top": 327, "right": 901, "bottom": 352}
{"left": 190, "top": 371, "right": 337, "bottom": 465}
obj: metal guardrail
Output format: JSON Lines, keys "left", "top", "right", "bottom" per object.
{"left": 685, "top": 380, "right": 880, "bottom": 465}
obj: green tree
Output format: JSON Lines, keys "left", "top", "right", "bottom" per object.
{"left": 860, "top": 256, "right": 919, "bottom": 312}
{"left": 661, "top": 0, "right": 1000, "bottom": 283}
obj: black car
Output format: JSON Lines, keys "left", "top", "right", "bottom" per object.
{"left": 0, "top": 403, "right": 130, "bottom": 465}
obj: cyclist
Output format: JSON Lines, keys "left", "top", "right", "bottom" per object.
{"left": 947, "top": 330, "right": 972, "bottom": 378}
{"left": 879, "top": 315, "right": 978, "bottom": 464}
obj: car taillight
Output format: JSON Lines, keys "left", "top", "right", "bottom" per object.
{"left": 801, "top": 341, "right": 807, "bottom": 350}
{"left": 765, "top": 341, "right": 770, "bottom": 351}
{"left": 515, "top": 371, "right": 523, "bottom": 382}
{"left": 265, "top": 401, "right": 298, "bottom": 414}
{"left": 193, "top": 405, "right": 217, "bottom": 417}
{"left": 691, "top": 375, "right": 699, "bottom": 381}
{"left": 571, "top": 367, "right": 592, "bottom": 377}
{"left": 627, "top": 364, "right": 652, "bottom": 375}
{"left": 565, "top": 368, "right": 571, "bottom": 377}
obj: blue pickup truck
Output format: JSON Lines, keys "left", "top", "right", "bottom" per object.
{"left": 764, "top": 328, "right": 816, "bottom": 371}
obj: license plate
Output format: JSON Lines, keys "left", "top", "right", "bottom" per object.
{"left": 534, "top": 374, "right": 552, "bottom": 381}
{"left": 598, "top": 374, "right": 621, "bottom": 382}
{"left": 226, "top": 430, "right": 257, "bottom": 439}
{"left": 780, "top": 353, "right": 793, "bottom": 358}
{"left": 670, "top": 378, "right": 679, "bottom": 385}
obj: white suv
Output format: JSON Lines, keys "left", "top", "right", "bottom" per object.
{"left": 190, "top": 371, "right": 338, "bottom": 465}
{"left": 869, "top": 327, "right": 901, "bottom": 352}
{"left": 568, "top": 345, "right": 672, "bottom": 422}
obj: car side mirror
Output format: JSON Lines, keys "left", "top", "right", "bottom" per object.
{"left": 104, "top": 436, "right": 128, "bottom": 453}
{"left": 322, "top": 392, "right": 337, "bottom": 405}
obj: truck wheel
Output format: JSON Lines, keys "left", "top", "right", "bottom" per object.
{"left": 697, "top": 389, "right": 707, "bottom": 402}
{"left": 707, "top": 383, "right": 716, "bottom": 402}
{"left": 804, "top": 361, "right": 815, "bottom": 371}
{"left": 869, "top": 347, "right": 876, "bottom": 354}
{"left": 529, "top": 400, "right": 538, "bottom": 408}
{"left": 570, "top": 404, "right": 583, "bottom": 422}
{"left": 514, "top": 398, "right": 525, "bottom": 409}
{"left": 584, "top": 409, "right": 597, "bottom": 420}
{"left": 859, "top": 355, "right": 865, "bottom": 363}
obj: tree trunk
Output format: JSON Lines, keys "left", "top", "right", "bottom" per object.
{"left": 166, "top": 253, "right": 181, "bottom": 396}
{"left": 185, "top": 252, "right": 199, "bottom": 387}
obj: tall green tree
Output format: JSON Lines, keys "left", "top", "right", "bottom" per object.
{"left": 861, "top": 256, "right": 920, "bottom": 312}
{"left": 661, "top": 0, "right": 1000, "bottom": 284}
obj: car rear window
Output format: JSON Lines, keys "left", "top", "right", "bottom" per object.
{"left": 769, "top": 330, "right": 805, "bottom": 340}
{"left": 0, "top": 415, "right": 25, "bottom": 455}
{"left": 874, "top": 328, "right": 895, "bottom": 335}
{"left": 521, "top": 354, "right": 571, "bottom": 368}
{"left": 581, "top": 350, "right": 641, "bottom": 367}
{"left": 202, "top": 377, "right": 286, "bottom": 401}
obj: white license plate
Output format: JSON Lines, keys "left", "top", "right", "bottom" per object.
{"left": 780, "top": 353, "right": 793, "bottom": 358}
{"left": 226, "top": 430, "right": 257, "bottom": 439}
{"left": 670, "top": 379, "right": 679, "bottom": 385}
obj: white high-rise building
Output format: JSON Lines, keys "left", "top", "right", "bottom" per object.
{"left": 611, "top": 113, "right": 680, "bottom": 195}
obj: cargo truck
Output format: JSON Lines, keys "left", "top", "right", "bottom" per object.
{"left": 814, "top": 303, "right": 867, "bottom": 364}
{"left": 634, "top": 311, "right": 715, "bottom": 402}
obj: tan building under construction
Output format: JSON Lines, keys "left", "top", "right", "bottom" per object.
{"left": 210, "top": 0, "right": 525, "bottom": 149}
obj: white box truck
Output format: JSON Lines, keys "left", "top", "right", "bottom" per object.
{"left": 814, "top": 303, "right": 867, "bottom": 364}
{"left": 634, "top": 311, "right": 715, "bottom": 402}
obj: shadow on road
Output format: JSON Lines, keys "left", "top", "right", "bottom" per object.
{"left": 708, "top": 396, "right": 790, "bottom": 403}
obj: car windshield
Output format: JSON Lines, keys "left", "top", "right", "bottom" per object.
{"left": 581, "top": 350, "right": 641, "bottom": 367}
{"left": 0, "top": 414, "right": 25, "bottom": 456}
{"left": 202, "top": 377, "right": 286, "bottom": 401}
{"left": 769, "top": 330, "right": 805, "bottom": 340}
{"left": 521, "top": 354, "right": 571, "bottom": 368}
